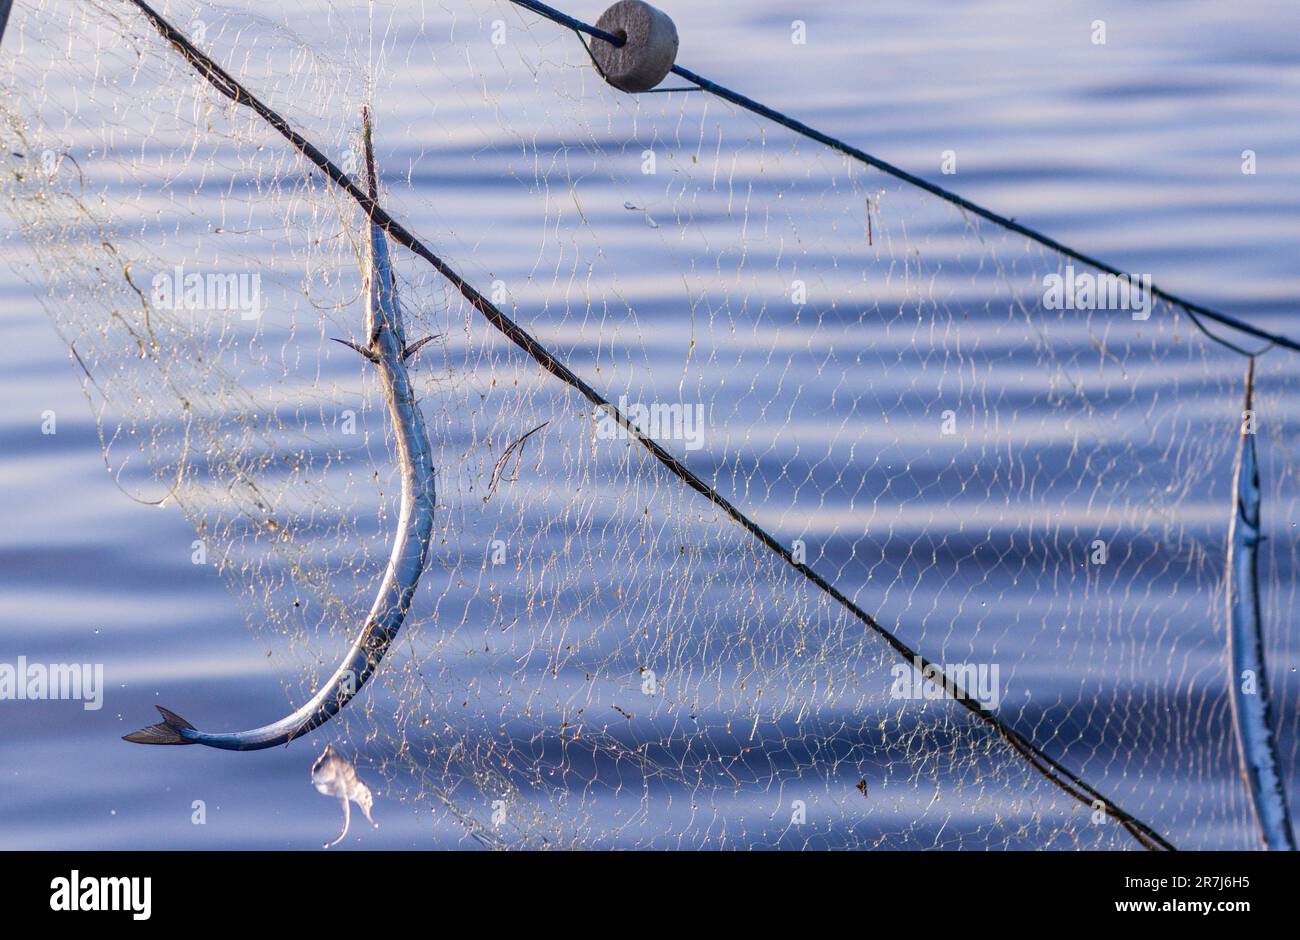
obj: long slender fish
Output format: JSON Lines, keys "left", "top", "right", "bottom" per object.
{"left": 125, "top": 110, "right": 436, "bottom": 750}
{"left": 1226, "top": 358, "right": 1296, "bottom": 850}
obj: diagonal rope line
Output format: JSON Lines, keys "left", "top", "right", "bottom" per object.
{"left": 0, "top": 0, "right": 13, "bottom": 50}
{"left": 509, "top": 0, "right": 1293, "bottom": 360}
{"left": 117, "top": 0, "right": 1174, "bottom": 850}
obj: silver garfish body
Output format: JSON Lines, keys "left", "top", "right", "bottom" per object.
{"left": 1226, "top": 359, "right": 1296, "bottom": 850}
{"left": 125, "top": 110, "right": 436, "bottom": 751}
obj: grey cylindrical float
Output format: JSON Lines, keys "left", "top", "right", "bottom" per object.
{"left": 591, "top": 1, "right": 679, "bottom": 93}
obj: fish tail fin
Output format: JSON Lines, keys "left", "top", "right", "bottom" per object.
{"left": 123, "top": 705, "right": 198, "bottom": 745}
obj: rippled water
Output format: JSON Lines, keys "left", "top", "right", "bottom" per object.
{"left": 1, "top": 0, "right": 1298, "bottom": 849}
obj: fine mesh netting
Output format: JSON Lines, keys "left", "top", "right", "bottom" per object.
{"left": 1, "top": 0, "right": 1297, "bottom": 849}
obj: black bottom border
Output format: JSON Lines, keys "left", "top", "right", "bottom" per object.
{"left": 2, "top": 849, "right": 1289, "bottom": 924}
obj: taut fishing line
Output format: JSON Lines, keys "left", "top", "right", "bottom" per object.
{"left": 2, "top": 0, "right": 1296, "bottom": 849}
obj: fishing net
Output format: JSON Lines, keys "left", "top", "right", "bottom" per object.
{"left": 2, "top": 0, "right": 1296, "bottom": 849}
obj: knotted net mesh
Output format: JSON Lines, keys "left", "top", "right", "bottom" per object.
{"left": 1, "top": 0, "right": 1296, "bottom": 849}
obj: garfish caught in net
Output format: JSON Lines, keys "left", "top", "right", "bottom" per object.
{"left": 1, "top": 0, "right": 1297, "bottom": 850}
